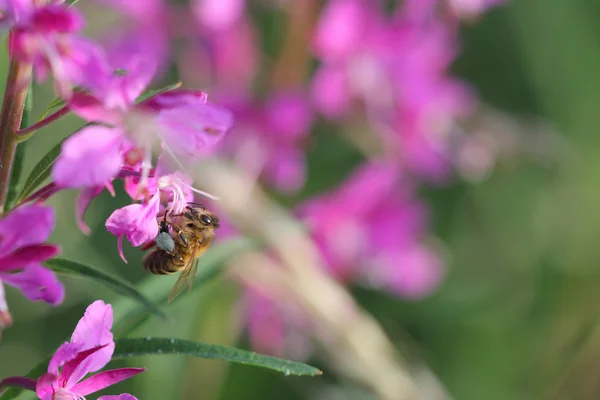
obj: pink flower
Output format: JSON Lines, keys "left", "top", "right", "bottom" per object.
{"left": 0, "top": 205, "right": 64, "bottom": 331}
{"left": 310, "top": 0, "right": 474, "bottom": 181}
{"left": 52, "top": 88, "right": 233, "bottom": 191}
{"left": 105, "top": 159, "right": 213, "bottom": 261}
{"left": 218, "top": 91, "right": 313, "bottom": 193}
{"left": 35, "top": 300, "right": 145, "bottom": 400}
{"left": 2, "top": 0, "right": 107, "bottom": 98}
{"left": 298, "top": 162, "right": 444, "bottom": 298}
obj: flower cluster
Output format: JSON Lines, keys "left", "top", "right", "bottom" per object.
{"left": 0, "top": 0, "right": 509, "bottom": 379}
{"left": 2, "top": 0, "right": 233, "bottom": 256}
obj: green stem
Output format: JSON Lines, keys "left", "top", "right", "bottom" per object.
{"left": 0, "top": 57, "right": 32, "bottom": 213}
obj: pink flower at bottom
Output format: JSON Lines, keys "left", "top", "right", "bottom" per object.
{"left": 35, "top": 300, "right": 144, "bottom": 400}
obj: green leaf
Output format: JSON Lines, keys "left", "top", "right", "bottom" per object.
{"left": 45, "top": 258, "right": 166, "bottom": 320}
{"left": 112, "top": 238, "right": 257, "bottom": 336}
{"left": 4, "top": 87, "right": 32, "bottom": 209}
{"left": 36, "top": 97, "right": 65, "bottom": 122}
{"left": 135, "top": 81, "right": 182, "bottom": 103}
{"left": 114, "top": 337, "right": 322, "bottom": 376}
{"left": 16, "top": 139, "right": 64, "bottom": 202}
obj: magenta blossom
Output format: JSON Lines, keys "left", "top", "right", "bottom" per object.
{"left": 2, "top": 0, "right": 107, "bottom": 98}
{"left": 52, "top": 88, "right": 233, "bottom": 193}
{"left": 298, "top": 162, "right": 444, "bottom": 299}
{"left": 218, "top": 91, "right": 313, "bottom": 193}
{"left": 0, "top": 205, "right": 63, "bottom": 331}
{"left": 105, "top": 158, "right": 214, "bottom": 262}
{"left": 311, "top": 0, "right": 473, "bottom": 181}
{"left": 35, "top": 300, "right": 144, "bottom": 400}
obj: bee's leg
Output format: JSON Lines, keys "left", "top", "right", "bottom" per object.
{"left": 171, "top": 225, "right": 189, "bottom": 247}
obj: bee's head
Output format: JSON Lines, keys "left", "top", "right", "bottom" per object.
{"left": 185, "top": 206, "right": 220, "bottom": 229}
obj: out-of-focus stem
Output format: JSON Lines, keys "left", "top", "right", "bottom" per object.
{"left": 271, "top": 0, "right": 319, "bottom": 88}
{"left": 0, "top": 57, "right": 32, "bottom": 213}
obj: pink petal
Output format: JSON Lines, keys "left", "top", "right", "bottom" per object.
{"left": 76, "top": 186, "right": 105, "bottom": 235}
{"left": 117, "top": 235, "right": 127, "bottom": 264}
{"left": 375, "top": 246, "right": 444, "bottom": 299}
{"left": 59, "top": 344, "right": 108, "bottom": 388}
{"left": 264, "top": 92, "right": 313, "bottom": 141}
{"left": 48, "top": 342, "right": 82, "bottom": 376}
{"left": 193, "top": 0, "right": 244, "bottom": 30}
{"left": 105, "top": 192, "right": 160, "bottom": 247}
{"left": 35, "top": 373, "right": 58, "bottom": 400}
{"left": 0, "top": 244, "right": 59, "bottom": 272}
{"left": 95, "top": 34, "right": 158, "bottom": 110}
{"left": 0, "top": 205, "right": 54, "bottom": 257}
{"left": 2, "top": 264, "right": 64, "bottom": 305}
{"left": 29, "top": 4, "right": 84, "bottom": 33}
{"left": 98, "top": 395, "right": 138, "bottom": 400}
{"left": 53, "top": 126, "right": 124, "bottom": 188}
{"left": 312, "top": 0, "right": 366, "bottom": 62}
{"left": 68, "top": 92, "right": 122, "bottom": 125}
{"left": 310, "top": 67, "right": 351, "bottom": 118}
{"left": 265, "top": 147, "right": 306, "bottom": 194}
{"left": 158, "top": 101, "right": 233, "bottom": 157}
{"left": 66, "top": 300, "right": 115, "bottom": 387}
{"left": 72, "top": 368, "right": 146, "bottom": 397}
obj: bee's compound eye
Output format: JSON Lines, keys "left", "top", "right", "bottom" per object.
{"left": 200, "top": 214, "right": 213, "bottom": 226}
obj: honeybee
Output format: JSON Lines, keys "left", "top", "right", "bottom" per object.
{"left": 142, "top": 203, "right": 220, "bottom": 303}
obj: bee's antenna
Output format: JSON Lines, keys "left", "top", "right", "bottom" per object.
{"left": 187, "top": 201, "right": 206, "bottom": 209}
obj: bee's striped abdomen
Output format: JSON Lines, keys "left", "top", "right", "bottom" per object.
{"left": 143, "top": 250, "right": 183, "bottom": 275}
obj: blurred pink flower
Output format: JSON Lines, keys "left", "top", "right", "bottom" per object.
{"left": 243, "top": 289, "right": 312, "bottom": 360}
{"left": 219, "top": 91, "right": 313, "bottom": 193}
{"left": 2, "top": 0, "right": 106, "bottom": 98}
{"left": 298, "top": 162, "right": 444, "bottom": 298}
{"left": 0, "top": 205, "right": 63, "bottom": 331}
{"left": 311, "top": 0, "right": 474, "bottom": 181}
{"left": 35, "top": 300, "right": 144, "bottom": 400}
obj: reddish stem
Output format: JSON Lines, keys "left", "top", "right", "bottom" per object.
{"left": 16, "top": 105, "right": 70, "bottom": 136}
{"left": 0, "top": 53, "right": 32, "bottom": 213}
{"left": 0, "top": 376, "right": 37, "bottom": 395}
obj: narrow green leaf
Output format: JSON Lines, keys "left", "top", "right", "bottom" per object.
{"left": 36, "top": 97, "right": 65, "bottom": 122}
{"left": 114, "top": 337, "right": 322, "bottom": 376}
{"left": 17, "top": 139, "right": 64, "bottom": 202}
{"left": 45, "top": 258, "right": 166, "bottom": 319}
{"left": 5, "top": 87, "right": 32, "bottom": 209}
{"left": 112, "top": 238, "right": 257, "bottom": 336}
{"left": 135, "top": 81, "right": 182, "bottom": 103}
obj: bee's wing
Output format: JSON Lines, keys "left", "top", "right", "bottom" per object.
{"left": 167, "top": 235, "right": 213, "bottom": 303}
{"left": 167, "top": 244, "right": 200, "bottom": 303}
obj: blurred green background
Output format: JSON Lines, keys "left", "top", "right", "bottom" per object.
{"left": 3, "top": 1, "right": 600, "bottom": 399}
